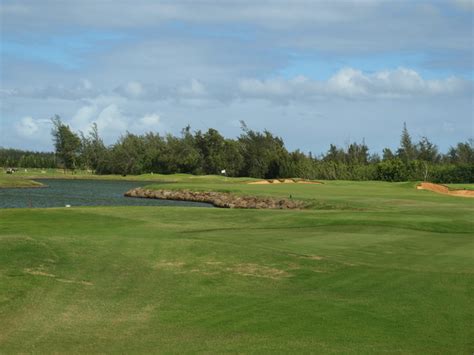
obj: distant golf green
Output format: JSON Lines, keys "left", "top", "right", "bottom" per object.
{"left": 0, "top": 175, "right": 473, "bottom": 353}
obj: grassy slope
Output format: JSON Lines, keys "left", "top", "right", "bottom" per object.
{"left": 0, "top": 178, "right": 473, "bottom": 353}
{"left": 146, "top": 179, "right": 472, "bottom": 211}
{"left": 0, "top": 176, "right": 44, "bottom": 188}
{"left": 6, "top": 168, "right": 256, "bottom": 183}
{"left": 446, "top": 183, "right": 474, "bottom": 191}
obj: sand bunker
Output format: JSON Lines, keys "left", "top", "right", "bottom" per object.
{"left": 417, "top": 182, "right": 474, "bottom": 198}
{"left": 249, "top": 179, "right": 322, "bottom": 185}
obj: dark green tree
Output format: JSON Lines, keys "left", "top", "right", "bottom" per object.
{"left": 51, "top": 115, "right": 81, "bottom": 172}
{"left": 324, "top": 144, "right": 345, "bottom": 163}
{"left": 397, "top": 122, "right": 417, "bottom": 163}
{"left": 142, "top": 132, "right": 166, "bottom": 173}
{"left": 80, "top": 123, "right": 107, "bottom": 172}
{"left": 417, "top": 136, "right": 439, "bottom": 163}
{"left": 347, "top": 141, "right": 369, "bottom": 165}
{"left": 109, "top": 132, "right": 146, "bottom": 175}
{"left": 447, "top": 140, "right": 474, "bottom": 164}
{"left": 382, "top": 148, "right": 395, "bottom": 161}
{"left": 195, "top": 128, "right": 227, "bottom": 174}
{"left": 238, "top": 122, "right": 289, "bottom": 178}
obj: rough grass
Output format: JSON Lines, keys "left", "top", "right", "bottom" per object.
{"left": 0, "top": 177, "right": 473, "bottom": 353}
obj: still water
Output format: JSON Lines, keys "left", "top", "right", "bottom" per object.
{"left": 0, "top": 179, "right": 213, "bottom": 208}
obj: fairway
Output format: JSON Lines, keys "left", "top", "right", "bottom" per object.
{"left": 0, "top": 180, "right": 473, "bottom": 353}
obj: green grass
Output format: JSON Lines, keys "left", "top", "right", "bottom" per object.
{"left": 0, "top": 177, "right": 473, "bottom": 353}
{"left": 446, "top": 183, "right": 474, "bottom": 191}
{"left": 0, "top": 176, "right": 44, "bottom": 188}
{"left": 1, "top": 168, "right": 254, "bottom": 187}
{"left": 3, "top": 168, "right": 256, "bottom": 183}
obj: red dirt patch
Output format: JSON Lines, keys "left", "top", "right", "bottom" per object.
{"left": 417, "top": 182, "right": 474, "bottom": 198}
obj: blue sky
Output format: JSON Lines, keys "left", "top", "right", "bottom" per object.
{"left": 1, "top": 0, "right": 473, "bottom": 154}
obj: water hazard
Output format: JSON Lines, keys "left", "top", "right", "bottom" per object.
{"left": 0, "top": 179, "right": 213, "bottom": 208}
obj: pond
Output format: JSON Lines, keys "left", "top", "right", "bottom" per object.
{"left": 0, "top": 179, "right": 214, "bottom": 209}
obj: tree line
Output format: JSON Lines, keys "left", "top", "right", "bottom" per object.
{"left": 1, "top": 116, "right": 473, "bottom": 183}
{"left": 0, "top": 148, "right": 57, "bottom": 169}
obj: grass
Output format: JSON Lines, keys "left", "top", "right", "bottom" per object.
{"left": 2, "top": 168, "right": 256, "bottom": 184}
{"left": 0, "top": 176, "right": 44, "bottom": 188}
{"left": 445, "top": 183, "right": 474, "bottom": 190}
{"left": 0, "top": 176, "right": 473, "bottom": 353}
{"left": 0, "top": 168, "right": 250, "bottom": 188}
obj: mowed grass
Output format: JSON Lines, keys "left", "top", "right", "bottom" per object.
{"left": 446, "top": 183, "right": 474, "bottom": 191}
{"left": 0, "top": 178, "right": 473, "bottom": 353}
{"left": 0, "top": 176, "right": 44, "bottom": 188}
{"left": 2, "top": 168, "right": 256, "bottom": 184}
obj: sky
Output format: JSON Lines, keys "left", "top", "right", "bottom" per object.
{"left": 1, "top": 0, "right": 473, "bottom": 155}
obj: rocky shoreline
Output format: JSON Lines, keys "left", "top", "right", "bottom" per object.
{"left": 124, "top": 187, "right": 306, "bottom": 209}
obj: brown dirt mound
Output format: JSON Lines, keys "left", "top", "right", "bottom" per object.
{"left": 248, "top": 179, "right": 322, "bottom": 185}
{"left": 417, "top": 182, "right": 474, "bottom": 198}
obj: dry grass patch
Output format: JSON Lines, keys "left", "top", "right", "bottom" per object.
{"left": 154, "top": 261, "right": 186, "bottom": 269}
{"left": 289, "top": 253, "right": 324, "bottom": 261}
{"left": 228, "top": 263, "right": 290, "bottom": 279}
{"left": 56, "top": 278, "right": 94, "bottom": 286}
{"left": 152, "top": 260, "right": 291, "bottom": 279}
{"left": 24, "top": 267, "right": 93, "bottom": 286}
{"left": 24, "top": 267, "right": 56, "bottom": 278}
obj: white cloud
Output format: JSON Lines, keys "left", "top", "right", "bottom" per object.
{"left": 139, "top": 113, "right": 161, "bottom": 127}
{"left": 3, "top": 1, "right": 473, "bottom": 56}
{"left": 67, "top": 101, "right": 165, "bottom": 144}
{"left": 95, "top": 104, "right": 128, "bottom": 136}
{"left": 178, "top": 79, "right": 207, "bottom": 97}
{"left": 71, "top": 105, "right": 98, "bottom": 132}
{"left": 327, "top": 68, "right": 370, "bottom": 97}
{"left": 3, "top": 67, "right": 470, "bottom": 107}
{"left": 238, "top": 67, "right": 472, "bottom": 102}
{"left": 123, "top": 81, "right": 144, "bottom": 98}
{"left": 1, "top": 80, "right": 97, "bottom": 100}
{"left": 133, "top": 112, "right": 165, "bottom": 133}
{"left": 68, "top": 103, "right": 129, "bottom": 143}
{"left": 239, "top": 78, "right": 292, "bottom": 97}
{"left": 15, "top": 116, "right": 39, "bottom": 137}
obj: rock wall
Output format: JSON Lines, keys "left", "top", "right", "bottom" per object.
{"left": 124, "top": 188, "right": 306, "bottom": 209}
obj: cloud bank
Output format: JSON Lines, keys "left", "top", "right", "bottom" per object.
{"left": 239, "top": 68, "right": 472, "bottom": 102}
{"left": 1, "top": 0, "right": 472, "bottom": 153}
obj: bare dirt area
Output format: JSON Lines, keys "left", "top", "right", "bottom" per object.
{"left": 417, "top": 182, "right": 474, "bottom": 198}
